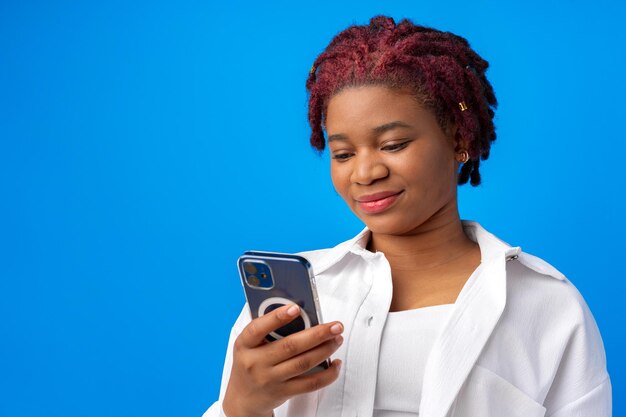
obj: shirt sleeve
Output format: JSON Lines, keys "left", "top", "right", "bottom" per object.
{"left": 542, "top": 284, "right": 612, "bottom": 417}
{"left": 202, "top": 304, "right": 252, "bottom": 417}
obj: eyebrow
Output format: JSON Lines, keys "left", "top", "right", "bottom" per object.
{"left": 327, "top": 121, "right": 413, "bottom": 142}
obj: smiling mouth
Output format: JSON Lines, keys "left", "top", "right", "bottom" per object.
{"left": 356, "top": 191, "right": 403, "bottom": 214}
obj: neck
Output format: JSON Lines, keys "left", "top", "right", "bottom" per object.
{"left": 366, "top": 204, "right": 479, "bottom": 273}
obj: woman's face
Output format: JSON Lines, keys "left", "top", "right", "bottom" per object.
{"left": 325, "top": 85, "right": 461, "bottom": 236}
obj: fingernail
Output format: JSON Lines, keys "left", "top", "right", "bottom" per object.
{"left": 330, "top": 323, "right": 343, "bottom": 334}
{"left": 287, "top": 304, "right": 300, "bottom": 316}
{"left": 336, "top": 359, "right": 342, "bottom": 370}
{"left": 334, "top": 335, "right": 343, "bottom": 345}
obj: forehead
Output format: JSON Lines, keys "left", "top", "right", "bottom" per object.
{"left": 324, "top": 85, "right": 432, "bottom": 133}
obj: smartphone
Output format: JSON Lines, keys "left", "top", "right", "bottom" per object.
{"left": 237, "top": 250, "right": 330, "bottom": 373}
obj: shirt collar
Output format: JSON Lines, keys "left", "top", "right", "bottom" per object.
{"left": 311, "top": 220, "right": 520, "bottom": 275}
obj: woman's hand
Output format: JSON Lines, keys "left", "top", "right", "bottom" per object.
{"left": 222, "top": 304, "right": 344, "bottom": 417}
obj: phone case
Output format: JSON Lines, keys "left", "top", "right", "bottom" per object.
{"left": 237, "top": 250, "right": 329, "bottom": 372}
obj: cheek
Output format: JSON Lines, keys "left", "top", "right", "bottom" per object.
{"left": 416, "top": 142, "right": 455, "bottom": 177}
{"left": 395, "top": 147, "right": 441, "bottom": 180}
{"left": 397, "top": 144, "right": 455, "bottom": 194}
{"left": 425, "top": 147, "right": 458, "bottom": 199}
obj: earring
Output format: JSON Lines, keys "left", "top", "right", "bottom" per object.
{"left": 456, "top": 150, "right": 469, "bottom": 163}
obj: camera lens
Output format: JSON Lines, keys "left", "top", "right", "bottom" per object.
{"left": 244, "top": 262, "right": 257, "bottom": 274}
{"left": 248, "top": 275, "right": 260, "bottom": 286}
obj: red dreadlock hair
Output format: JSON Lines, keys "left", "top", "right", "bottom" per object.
{"left": 305, "top": 15, "right": 498, "bottom": 186}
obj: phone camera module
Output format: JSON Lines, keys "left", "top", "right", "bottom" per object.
{"left": 243, "top": 261, "right": 274, "bottom": 289}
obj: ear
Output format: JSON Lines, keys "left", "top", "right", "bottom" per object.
{"left": 446, "top": 123, "right": 464, "bottom": 152}
{"left": 451, "top": 125, "right": 470, "bottom": 153}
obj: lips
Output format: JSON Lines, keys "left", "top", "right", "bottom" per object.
{"left": 355, "top": 190, "right": 403, "bottom": 214}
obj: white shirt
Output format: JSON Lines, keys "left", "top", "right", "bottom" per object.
{"left": 204, "top": 220, "right": 612, "bottom": 417}
{"left": 373, "top": 303, "right": 455, "bottom": 416}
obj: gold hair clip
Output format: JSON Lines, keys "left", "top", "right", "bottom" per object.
{"left": 310, "top": 64, "right": 316, "bottom": 76}
{"left": 459, "top": 101, "right": 468, "bottom": 112}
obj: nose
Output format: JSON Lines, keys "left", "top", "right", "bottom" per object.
{"left": 350, "top": 151, "right": 389, "bottom": 185}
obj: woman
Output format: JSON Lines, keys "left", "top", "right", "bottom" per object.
{"left": 204, "top": 16, "right": 611, "bottom": 417}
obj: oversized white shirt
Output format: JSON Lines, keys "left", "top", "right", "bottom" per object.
{"left": 204, "top": 220, "right": 612, "bottom": 417}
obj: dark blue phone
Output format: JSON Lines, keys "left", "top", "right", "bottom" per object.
{"left": 237, "top": 250, "right": 330, "bottom": 373}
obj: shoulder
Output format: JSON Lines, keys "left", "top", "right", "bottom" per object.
{"left": 506, "top": 249, "right": 596, "bottom": 331}
{"left": 507, "top": 250, "right": 590, "bottom": 319}
{"left": 469, "top": 219, "right": 590, "bottom": 326}
{"left": 503, "top": 250, "right": 608, "bottom": 379}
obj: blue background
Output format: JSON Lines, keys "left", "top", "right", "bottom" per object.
{"left": 1, "top": 1, "right": 624, "bottom": 416}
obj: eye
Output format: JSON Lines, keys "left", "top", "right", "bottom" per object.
{"left": 331, "top": 152, "right": 353, "bottom": 162}
{"left": 382, "top": 140, "right": 411, "bottom": 152}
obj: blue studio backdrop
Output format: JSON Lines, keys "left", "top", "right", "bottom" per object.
{"left": 1, "top": 1, "right": 624, "bottom": 416}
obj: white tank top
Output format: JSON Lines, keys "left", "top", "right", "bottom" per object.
{"left": 372, "top": 303, "right": 455, "bottom": 416}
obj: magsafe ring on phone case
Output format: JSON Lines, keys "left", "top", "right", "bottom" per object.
{"left": 258, "top": 296, "right": 312, "bottom": 340}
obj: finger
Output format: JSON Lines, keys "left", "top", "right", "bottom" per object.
{"left": 238, "top": 304, "right": 303, "bottom": 348}
{"left": 272, "top": 335, "right": 343, "bottom": 380}
{"left": 282, "top": 359, "right": 342, "bottom": 397}
{"left": 262, "top": 321, "right": 344, "bottom": 365}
